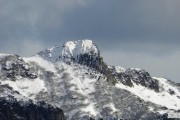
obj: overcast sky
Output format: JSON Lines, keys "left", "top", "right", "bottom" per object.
{"left": 0, "top": 0, "right": 180, "bottom": 82}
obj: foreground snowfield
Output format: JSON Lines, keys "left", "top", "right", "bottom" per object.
{"left": 0, "top": 40, "right": 180, "bottom": 119}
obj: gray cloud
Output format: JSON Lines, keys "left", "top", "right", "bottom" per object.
{"left": 0, "top": 0, "right": 180, "bottom": 82}
{"left": 0, "top": 0, "right": 88, "bottom": 54}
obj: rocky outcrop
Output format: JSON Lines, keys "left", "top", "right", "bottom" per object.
{"left": 78, "top": 54, "right": 117, "bottom": 85}
{"left": 0, "top": 98, "right": 65, "bottom": 120}
{"left": 0, "top": 55, "right": 37, "bottom": 81}
{"left": 110, "top": 67, "right": 160, "bottom": 92}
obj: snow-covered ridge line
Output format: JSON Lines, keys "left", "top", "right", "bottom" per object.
{"left": 0, "top": 39, "right": 180, "bottom": 119}
{"left": 0, "top": 53, "right": 14, "bottom": 59}
{"left": 108, "top": 66, "right": 126, "bottom": 74}
{"left": 62, "top": 39, "right": 99, "bottom": 58}
{"left": 36, "top": 39, "right": 99, "bottom": 62}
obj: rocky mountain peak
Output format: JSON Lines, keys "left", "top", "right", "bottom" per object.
{"left": 1, "top": 40, "right": 180, "bottom": 119}
{"left": 36, "top": 39, "right": 100, "bottom": 63}
{"left": 62, "top": 40, "right": 99, "bottom": 58}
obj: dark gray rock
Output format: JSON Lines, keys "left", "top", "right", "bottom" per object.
{"left": 0, "top": 98, "right": 65, "bottom": 120}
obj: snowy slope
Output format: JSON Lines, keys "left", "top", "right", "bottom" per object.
{"left": 1, "top": 78, "right": 47, "bottom": 100}
{"left": 109, "top": 65, "right": 180, "bottom": 110}
{"left": 0, "top": 40, "right": 179, "bottom": 119}
{"left": 116, "top": 78, "right": 180, "bottom": 110}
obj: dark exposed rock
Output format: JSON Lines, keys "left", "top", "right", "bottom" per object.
{"left": 0, "top": 55, "right": 37, "bottom": 80}
{"left": 161, "top": 106, "right": 168, "bottom": 110}
{"left": 0, "top": 98, "right": 65, "bottom": 120}
{"left": 115, "top": 72, "right": 134, "bottom": 87}
{"left": 158, "top": 113, "right": 168, "bottom": 120}
{"left": 111, "top": 68, "right": 160, "bottom": 92}
{"left": 177, "top": 96, "right": 180, "bottom": 99}
{"left": 77, "top": 53, "right": 117, "bottom": 85}
{"left": 125, "top": 69, "right": 159, "bottom": 92}
{"left": 168, "top": 89, "right": 175, "bottom": 95}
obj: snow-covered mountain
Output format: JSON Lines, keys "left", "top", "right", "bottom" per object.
{"left": 0, "top": 40, "right": 180, "bottom": 120}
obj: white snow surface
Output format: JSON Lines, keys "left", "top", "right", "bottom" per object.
{"left": 114, "top": 66, "right": 126, "bottom": 73}
{"left": 1, "top": 78, "right": 47, "bottom": 100}
{"left": 130, "top": 68, "right": 141, "bottom": 71}
{"left": 116, "top": 77, "right": 180, "bottom": 110}
{"left": 108, "top": 66, "right": 126, "bottom": 74}
{"left": 5, "top": 61, "right": 13, "bottom": 69}
{"left": 23, "top": 56, "right": 57, "bottom": 72}
{"left": 62, "top": 40, "right": 98, "bottom": 58}
{"left": 158, "top": 110, "right": 180, "bottom": 118}
{"left": 83, "top": 103, "right": 97, "bottom": 116}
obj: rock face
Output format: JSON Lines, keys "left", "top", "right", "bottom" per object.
{"left": 0, "top": 54, "right": 37, "bottom": 81}
{"left": 109, "top": 67, "right": 160, "bottom": 92}
{"left": 0, "top": 98, "right": 65, "bottom": 120}
{"left": 0, "top": 40, "right": 180, "bottom": 119}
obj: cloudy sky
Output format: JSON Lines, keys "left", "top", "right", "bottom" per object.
{"left": 0, "top": 0, "right": 180, "bottom": 82}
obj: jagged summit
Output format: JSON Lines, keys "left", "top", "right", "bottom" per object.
{"left": 36, "top": 39, "right": 100, "bottom": 62}
{"left": 62, "top": 40, "right": 99, "bottom": 58}
{"left": 0, "top": 39, "right": 180, "bottom": 119}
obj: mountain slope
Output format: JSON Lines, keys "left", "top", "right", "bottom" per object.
{"left": 0, "top": 40, "right": 179, "bottom": 119}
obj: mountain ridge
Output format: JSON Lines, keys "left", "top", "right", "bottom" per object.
{"left": 0, "top": 39, "right": 180, "bottom": 119}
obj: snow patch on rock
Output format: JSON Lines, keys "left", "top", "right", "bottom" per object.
{"left": 115, "top": 78, "right": 180, "bottom": 110}
{"left": 62, "top": 40, "right": 99, "bottom": 62}
{"left": 109, "top": 66, "right": 126, "bottom": 74}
